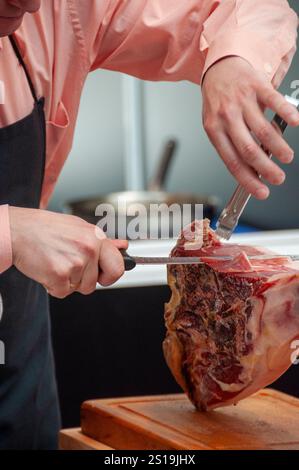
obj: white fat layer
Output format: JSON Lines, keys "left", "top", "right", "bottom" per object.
{"left": 212, "top": 377, "right": 248, "bottom": 393}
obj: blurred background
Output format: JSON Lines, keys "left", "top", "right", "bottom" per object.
{"left": 49, "top": 0, "right": 299, "bottom": 231}
{"left": 49, "top": 0, "right": 299, "bottom": 429}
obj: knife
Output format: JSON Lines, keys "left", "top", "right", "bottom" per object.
{"left": 215, "top": 95, "right": 299, "bottom": 241}
{"left": 120, "top": 250, "right": 299, "bottom": 271}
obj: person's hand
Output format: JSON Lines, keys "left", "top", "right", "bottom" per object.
{"left": 201, "top": 56, "right": 299, "bottom": 199}
{"left": 9, "top": 207, "right": 128, "bottom": 298}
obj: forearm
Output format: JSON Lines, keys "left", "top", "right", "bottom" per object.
{"left": 0, "top": 205, "right": 12, "bottom": 274}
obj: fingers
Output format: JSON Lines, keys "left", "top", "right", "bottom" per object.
{"left": 13, "top": 208, "right": 128, "bottom": 299}
{"left": 45, "top": 261, "right": 84, "bottom": 299}
{"left": 204, "top": 123, "right": 269, "bottom": 199}
{"left": 46, "top": 259, "right": 98, "bottom": 298}
{"left": 76, "top": 238, "right": 128, "bottom": 293}
{"left": 77, "top": 239, "right": 127, "bottom": 292}
{"left": 226, "top": 115, "right": 286, "bottom": 187}
{"left": 243, "top": 102, "right": 294, "bottom": 165}
{"left": 201, "top": 57, "right": 299, "bottom": 197}
{"left": 77, "top": 258, "right": 99, "bottom": 295}
{"left": 97, "top": 239, "right": 125, "bottom": 287}
{"left": 43, "top": 225, "right": 127, "bottom": 296}
{"left": 258, "top": 86, "right": 299, "bottom": 127}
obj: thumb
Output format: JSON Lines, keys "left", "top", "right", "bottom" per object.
{"left": 110, "top": 239, "right": 129, "bottom": 250}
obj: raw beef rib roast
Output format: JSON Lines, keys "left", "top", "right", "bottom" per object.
{"left": 164, "top": 219, "right": 299, "bottom": 410}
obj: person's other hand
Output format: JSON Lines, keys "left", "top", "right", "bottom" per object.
{"left": 201, "top": 56, "right": 299, "bottom": 199}
{"left": 9, "top": 207, "right": 128, "bottom": 298}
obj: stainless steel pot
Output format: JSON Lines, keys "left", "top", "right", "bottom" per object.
{"left": 65, "top": 140, "right": 220, "bottom": 239}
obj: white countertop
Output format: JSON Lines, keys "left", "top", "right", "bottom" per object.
{"left": 97, "top": 229, "right": 299, "bottom": 290}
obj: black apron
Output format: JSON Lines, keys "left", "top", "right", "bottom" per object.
{"left": 0, "top": 35, "right": 61, "bottom": 450}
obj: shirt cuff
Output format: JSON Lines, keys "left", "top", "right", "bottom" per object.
{"left": 200, "top": 28, "right": 294, "bottom": 85}
{"left": 0, "top": 205, "right": 13, "bottom": 274}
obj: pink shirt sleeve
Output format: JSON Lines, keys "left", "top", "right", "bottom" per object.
{"left": 74, "top": 0, "right": 297, "bottom": 87}
{"left": 0, "top": 205, "right": 12, "bottom": 274}
{"left": 199, "top": 0, "right": 298, "bottom": 87}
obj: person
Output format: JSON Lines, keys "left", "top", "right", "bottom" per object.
{"left": 0, "top": 0, "right": 298, "bottom": 449}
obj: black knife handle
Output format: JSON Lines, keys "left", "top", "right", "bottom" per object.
{"left": 120, "top": 249, "right": 136, "bottom": 271}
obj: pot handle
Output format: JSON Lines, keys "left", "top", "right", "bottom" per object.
{"left": 147, "top": 139, "right": 177, "bottom": 191}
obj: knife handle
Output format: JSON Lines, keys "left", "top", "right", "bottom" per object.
{"left": 120, "top": 249, "right": 136, "bottom": 271}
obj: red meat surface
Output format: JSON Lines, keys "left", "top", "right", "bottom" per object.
{"left": 164, "top": 219, "right": 299, "bottom": 410}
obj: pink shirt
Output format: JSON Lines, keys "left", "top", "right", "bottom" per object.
{"left": 0, "top": 0, "right": 297, "bottom": 273}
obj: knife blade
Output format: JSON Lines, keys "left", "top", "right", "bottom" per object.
{"left": 120, "top": 250, "right": 299, "bottom": 271}
{"left": 215, "top": 95, "right": 299, "bottom": 241}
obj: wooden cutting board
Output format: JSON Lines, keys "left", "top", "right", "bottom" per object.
{"left": 81, "top": 389, "right": 299, "bottom": 450}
